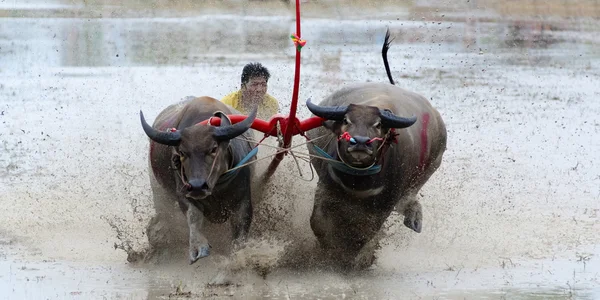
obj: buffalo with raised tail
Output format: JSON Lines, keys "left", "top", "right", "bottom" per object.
{"left": 140, "top": 96, "right": 257, "bottom": 264}
{"left": 305, "top": 30, "right": 447, "bottom": 268}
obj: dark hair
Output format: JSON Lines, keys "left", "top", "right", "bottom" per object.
{"left": 241, "top": 62, "right": 270, "bottom": 85}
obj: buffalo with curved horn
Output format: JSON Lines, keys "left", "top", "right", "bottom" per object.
{"left": 141, "top": 96, "right": 257, "bottom": 264}
{"left": 305, "top": 29, "right": 447, "bottom": 269}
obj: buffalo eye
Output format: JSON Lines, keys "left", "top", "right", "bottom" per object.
{"left": 210, "top": 145, "right": 218, "bottom": 155}
{"left": 342, "top": 117, "right": 351, "bottom": 125}
{"left": 374, "top": 122, "right": 381, "bottom": 129}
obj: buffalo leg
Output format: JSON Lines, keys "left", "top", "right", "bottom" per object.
{"left": 146, "top": 183, "right": 186, "bottom": 249}
{"left": 401, "top": 198, "right": 423, "bottom": 233}
{"left": 182, "top": 200, "right": 211, "bottom": 264}
{"left": 310, "top": 184, "right": 337, "bottom": 250}
{"left": 230, "top": 192, "right": 252, "bottom": 249}
{"left": 311, "top": 184, "right": 381, "bottom": 266}
{"left": 400, "top": 145, "right": 445, "bottom": 233}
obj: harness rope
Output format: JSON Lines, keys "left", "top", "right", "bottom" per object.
{"left": 171, "top": 122, "right": 397, "bottom": 189}
{"left": 206, "top": 146, "right": 221, "bottom": 184}
{"left": 171, "top": 116, "right": 399, "bottom": 186}
{"left": 302, "top": 129, "right": 398, "bottom": 176}
{"left": 177, "top": 158, "right": 191, "bottom": 192}
{"left": 228, "top": 133, "right": 335, "bottom": 181}
{"left": 229, "top": 134, "right": 328, "bottom": 171}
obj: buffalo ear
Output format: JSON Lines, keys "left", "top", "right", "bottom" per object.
{"left": 323, "top": 120, "right": 342, "bottom": 135}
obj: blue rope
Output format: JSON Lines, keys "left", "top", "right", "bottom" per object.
{"left": 311, "top": 144, "right": 381, "bottom": 176}
{"left": 235, "top": 147, "right": 259, "bottom": 168}
{"left": 218, "top": 146, "right": 259, "bottom": 182}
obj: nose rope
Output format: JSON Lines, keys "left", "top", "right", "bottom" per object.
{"left": 206, "top": 147, "right": 221, "bottom": 184}
{"left": 338, "top": 132, "right": 386, "bottom": 145}
{"left": 177, "top": 160, "right": 191, "bottom": 191}
{"left": 335, "top": 142, "right": 379, "bottom": 171}
{"left": 331, "top": 129, "right": 398, "bottom": 171}
{"left": 337, "top": 131, "right": 394, "bottom": 150}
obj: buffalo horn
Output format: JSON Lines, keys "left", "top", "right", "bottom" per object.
{"left": 306, "top": 98, "right": 347, "bottom": 121}
{"left": 213, "top": 111, "right": 232, "bottom": 127}
{"left": 379, "top": 109, "right": 417, "bottom": 128}
{"left": 212, "top": 107, "right": 257, "bottom": 141}
{"left": 140, "top": 110, "right": 182, "bottom": 146}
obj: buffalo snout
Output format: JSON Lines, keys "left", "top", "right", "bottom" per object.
{"left": 351, "top": 136, "right": 372, "bottom": 146}
{"left": 188, "top": 179, "right": 209, "bottom": 191}
{"left": 345, "top": 135, "right": 376, "bottom": 166}
{"left": 187, "top": 179, "right": 211, "bottom": 199}
{"left": 348, "top": 135, "right": 374, "bottom": 154}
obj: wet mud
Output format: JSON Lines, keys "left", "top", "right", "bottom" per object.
{"left": 1, "top": 0, "right": 600, "bottom": 299}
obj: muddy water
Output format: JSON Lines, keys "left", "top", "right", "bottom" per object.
{"left": 1, "top": 1, "right": 600, "bottom": 299}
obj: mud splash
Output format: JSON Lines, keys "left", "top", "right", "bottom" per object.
{"left": 1, "top": 1, "right": 600, "bottom": 299}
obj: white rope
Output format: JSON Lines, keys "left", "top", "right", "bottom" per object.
{"left": 287, "top": 147, "right": 315, "bottom": 182}
{"left": 224, "top": 133, "right": 331, "bottom": 178}
{"left": 276, "top": 120, "right": 284, "bottom": 148}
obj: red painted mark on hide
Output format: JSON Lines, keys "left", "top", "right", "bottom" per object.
{"left": 419, "top": 113, "right": 430, "bottom": 172}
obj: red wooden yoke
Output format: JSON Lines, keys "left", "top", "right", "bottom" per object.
{"left": 199, "top": 114, "right": 324, "bottom": 139}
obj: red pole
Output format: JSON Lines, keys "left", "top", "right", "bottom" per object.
{"left": 282, "top": 0, "right": 302, "bottom": 150}
{"left": 265, "top": 0, "right": 303, "bottom": 177}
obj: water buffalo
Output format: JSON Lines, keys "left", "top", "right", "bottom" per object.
{"left": 305, "top": 30, "right": 447, "bottom": 267}
{"left": 140, "top": 96, "right": 257, "bottom": 264}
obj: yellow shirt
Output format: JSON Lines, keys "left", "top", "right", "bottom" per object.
{"left": 221, "top": 90, "right": 280, "bottom": 120}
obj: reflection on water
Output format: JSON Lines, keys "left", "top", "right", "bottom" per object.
{"left": 1, "top": 17, "right": 293, "bottom": 69}
{"left": 1, "top": 18, "right": 595, "bottom": 71}
{"left": 62, "top": 21, "right": 106, "bottom": 67}
{"left": 1, "top": 1, "right": 599, "bottom": 70}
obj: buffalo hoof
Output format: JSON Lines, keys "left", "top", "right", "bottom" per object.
{"left": 189, "top": 244, "right": 211, "bottom": 264}
{"left": 404, "top": 217, "right": 422, "bottom": 233}
{"left": 403, "top": 202, "right": 423, "bottom": 233}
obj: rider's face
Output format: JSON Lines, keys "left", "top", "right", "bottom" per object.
{"left": 242, "top": 76, "right": 267, "bottom": 103}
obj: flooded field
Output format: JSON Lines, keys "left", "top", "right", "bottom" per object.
{"left": 1, "top": 0, "right": 600, "bottom": 299}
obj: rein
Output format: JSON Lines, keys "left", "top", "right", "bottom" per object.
{"left": 173, "top": 154, "right": 191, "bottom": 192}
{"left": 206, "top": 146, "right": 222, "bottom": 184}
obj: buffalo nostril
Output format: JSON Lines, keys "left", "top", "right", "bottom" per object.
{"left": 353, "top": 136, "right": 370, "bottom": 145}
{"left": 188, "top": 179, "right": 209, "bottom": 191}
